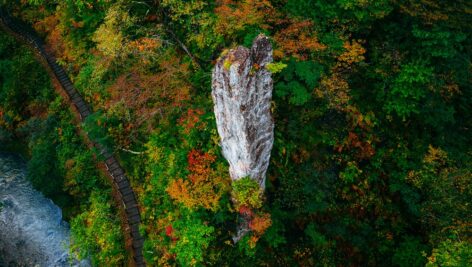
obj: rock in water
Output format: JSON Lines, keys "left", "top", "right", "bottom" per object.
{"left": 212, "top": 35, "right": 274, "bottom": 242}
{"left": 212, "top": 34, "right": 274, "bottom": 188}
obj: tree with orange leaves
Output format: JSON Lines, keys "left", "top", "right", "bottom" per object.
{"left": 167, "top": 149, "right": 229, "bottom": 211}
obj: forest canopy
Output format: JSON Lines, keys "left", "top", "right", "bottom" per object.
{"left": 0, "top": 0, "right": 471, "bottom": 266}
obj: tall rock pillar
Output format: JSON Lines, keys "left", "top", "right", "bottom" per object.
{"left": 212, "top": 35, "right": 274, "bottom": 241}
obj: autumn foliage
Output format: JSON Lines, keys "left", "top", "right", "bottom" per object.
{"left": 4, "top": 0, "right": 471, "bottom": 266}
{"left": 215, "top": 0, "right": 274, "bottom": 37}
{"left": 167, "top": 150, "right": 228, "bottom": 211}
{"left": 273, "top": 20, "right": 326, "bottom": 60}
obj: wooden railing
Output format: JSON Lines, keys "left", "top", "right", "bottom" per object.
{"left": 0, "top": 8, "right": 146, "bottom": 267}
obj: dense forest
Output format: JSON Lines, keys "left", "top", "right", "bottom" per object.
{"left": 0, "top": 0, "right": 471, "bottom": 266}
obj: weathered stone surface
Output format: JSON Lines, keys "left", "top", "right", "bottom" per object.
{"left": 212, "top": 35, "right": 274, "bottom": 241}
{"left": 211, "top": 34, "right": 274, "bottom": 189}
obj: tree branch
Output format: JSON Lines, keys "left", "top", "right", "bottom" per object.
{"left": 120, "top": 147, "right": 146, "bottom": 155}
{"left": 165, "top": 28, "right": 201, "bottom": 69}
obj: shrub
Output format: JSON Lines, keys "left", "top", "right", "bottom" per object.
{"left": 231, "top": 176, "right": 263, "bottom": 210}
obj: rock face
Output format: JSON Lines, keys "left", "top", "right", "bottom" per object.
{"left": 211, "top": 34, "right": 274, "bottom": 189}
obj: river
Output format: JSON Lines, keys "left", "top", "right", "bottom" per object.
{"left": 0, "top": 152, "right": 88, "bottom": 267}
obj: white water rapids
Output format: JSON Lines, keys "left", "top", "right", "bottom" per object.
{"left": 0, "top": 153, "right": 89, "bottom": 267}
